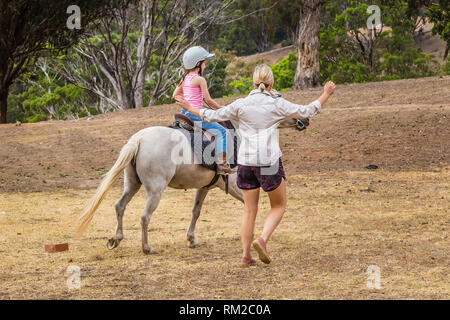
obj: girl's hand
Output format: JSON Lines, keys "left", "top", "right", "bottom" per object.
{"left": 324, "top": 81, "right": 336, "bottom": 96}
{"left": 172, "top": 85, "right": 183, "bottom": 99}
{"left": 175, "top": 95, "right": 201, "bottom": 118}
{"left": 175, "top": 95, "right": 192, "bottom": 110}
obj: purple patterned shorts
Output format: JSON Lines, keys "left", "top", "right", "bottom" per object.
{"left": 236, "top": 158, "right": 286, "bottom": 192}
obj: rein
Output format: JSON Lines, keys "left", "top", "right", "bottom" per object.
{"left": 278, "top": 122, "right": 298, "bottom": 129}
{"left": 280, "top": 118, "right": 310, "bottom": 131}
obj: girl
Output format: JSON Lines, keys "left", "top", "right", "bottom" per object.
{"left": 175, "top": 64, "right": 336, "bottom": 266}
{"left": 172, "top": 46, "right": 231, "bottom": 174}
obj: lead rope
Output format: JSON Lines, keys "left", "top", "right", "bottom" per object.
{"left": 223, "top": 175, "right": 229, "bottom": 194}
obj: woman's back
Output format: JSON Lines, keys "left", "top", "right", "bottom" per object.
{"left": 199, "top": 89, "right": 322, "bottom": 166}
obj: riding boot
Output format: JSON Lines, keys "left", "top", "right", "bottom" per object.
{"left": 216, "top": 152, "right": 232, "bottom": 175}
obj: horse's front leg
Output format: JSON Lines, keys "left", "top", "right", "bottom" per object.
{"left": 186, "top": 188, "right": 209, "bottom": 248}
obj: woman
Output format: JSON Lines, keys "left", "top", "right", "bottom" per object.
{"left": 175, "top": 64, "right": 336, "bottom": 266}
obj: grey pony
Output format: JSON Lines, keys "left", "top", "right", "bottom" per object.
{"left": 76, "top": 118, "right": 298, "bottom": 254}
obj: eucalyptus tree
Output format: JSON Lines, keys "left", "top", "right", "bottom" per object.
{"left": 59, "top": 0, "right": 234, "bottom": 110}
{"left": 0, "top": 0, "right": 122, "bottom": 123}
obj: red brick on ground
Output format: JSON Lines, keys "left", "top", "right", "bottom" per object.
{"left": 44, "top": 243, "right": 69, "bottom": 253}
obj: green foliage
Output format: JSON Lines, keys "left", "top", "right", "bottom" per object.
{"left": 443, "top": 57, "right": 450, "bottom": 75}
{"left": 379, "top": 49, "right": 438, "bottom": 80}
{"left": 210, "top": 0, "right": 299, "bottom": 55}
{"left": 25, "top": 113, "right": 49, "bottom": 123}
{"left": 320, "top": 0, "right": 440, "bottom": 84}
{"left": 6, "top": 94, "right": 25, "bottom": 123}
{"left": 8, "top": 58, "right": 97, "bottom": 122}
{"left": 204, "top": 50, "right": 233, "bottom": 99}
{"left": 229, "top": 77, "right": 253, "bottom": 95}
{"left": 271, "top": 52, "right": 297, "bottom": 90}
{"left": 214, "top": 15, "right": 258, "bottom": 56}
{"left": 229, "top": 52, "right": 297, "bottom": 94}
{"left": 0, "top": 0, "right": 125, "bottom": 122}
{"left": 322, "top": 59, "right": 373, "bottom": 84}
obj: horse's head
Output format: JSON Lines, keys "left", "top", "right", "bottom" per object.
{"left": 279, "top": 118, "right": 310, "bottom": 131}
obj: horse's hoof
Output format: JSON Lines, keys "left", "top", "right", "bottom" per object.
{"left": 107, "top": 238, "right": 119, "bottom": 250}
{"left": 142, "top": 246, "right": 155, "bottom": 255}
{"left": 188, "top": 239, "right": 199, "bottom": 248}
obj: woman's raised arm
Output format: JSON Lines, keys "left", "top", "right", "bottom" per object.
{"left": 276, "top": 81, "right": 336, "bottom": 118}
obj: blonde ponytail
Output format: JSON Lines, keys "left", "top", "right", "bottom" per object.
{"left": 253, "top": 64, "right": 275, "bottom": 95}
{"left": 258, "top": 82, "right": 266, "bottom": 92}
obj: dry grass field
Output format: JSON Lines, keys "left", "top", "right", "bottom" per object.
{"left": 0, "top": 76, "right": 449, "bottom": 299}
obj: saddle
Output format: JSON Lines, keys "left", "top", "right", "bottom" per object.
{"left": 169, "top": 113, "right": 239, "bottom": 193}
{"left": 174, "top": 113, "right": 231, "bottom": 135}
{"left": 174, "top": 113, "right": 196, "bottom": 131}
{"left": 173, "top": 113, "right": 215, "bottom": 142}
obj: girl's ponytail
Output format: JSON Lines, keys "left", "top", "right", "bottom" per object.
{"left": 178, "top": 73, "right": 187, "bottom": 87}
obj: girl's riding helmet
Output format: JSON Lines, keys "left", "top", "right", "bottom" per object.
{"left": 182, "top": 46, "right": 215, "bottom": 69}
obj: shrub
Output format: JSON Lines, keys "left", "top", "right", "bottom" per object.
{"left": 443, "top": 58, "right": 450, "bottom": 75}
{"left": 229, "top": 77, "right": 253, "bottom": 95}
{"left": 271, "top": 52, "right": 297, "bottom": 90}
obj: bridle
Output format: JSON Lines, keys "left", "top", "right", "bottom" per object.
{"left": 278, "top": 118, "right": 310, "bottom": 131}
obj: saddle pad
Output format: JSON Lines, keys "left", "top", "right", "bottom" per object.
{"left": 168, "top": 121, "right": 238, "bottom": 171}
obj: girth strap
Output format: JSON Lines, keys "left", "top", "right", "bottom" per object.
{"left": 201, "top": 173, "right": 229, "bottom": 194}
{"left": 223, "top": 175, "right": 229, "bottom": 194}
{"left": 202, "top": 172, "right": 220, "bottom": 190}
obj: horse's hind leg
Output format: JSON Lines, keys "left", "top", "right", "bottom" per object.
{"left": 186, "top": 188, "right": 209, "bottom": 248}
{"left": 107, "top": 164, "right": 141, "bottom": 250}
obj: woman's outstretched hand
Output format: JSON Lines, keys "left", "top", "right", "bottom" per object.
{"left": 324, "top": 81, "right": 336, "bottom": 96}
{"left": 318, "top": 81, "right": 336, "bottom": 106}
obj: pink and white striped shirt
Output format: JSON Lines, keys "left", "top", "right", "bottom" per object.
{"left": 182, "top": 73, "right": 203, "bottom": 109}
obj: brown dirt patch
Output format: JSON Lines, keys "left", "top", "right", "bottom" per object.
{"left": 0, "top": 76, "right": 448, "bottom": 192}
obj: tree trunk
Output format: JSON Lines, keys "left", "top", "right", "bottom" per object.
{"left": 294, "top": 0, "right": 322, "bottom": 89}
{"left": 0, "top": 86, "right": 8, "bottom": 124}
{"left": 134, "top": 66, "right": 146, "bottom": 109}
{"left": 148, "top": 95, "right": 157, "bottom": 107}
{"left": 257, "top": 28, "right": 268, "bottom": 53}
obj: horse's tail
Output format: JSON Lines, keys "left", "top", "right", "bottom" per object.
{"left": 76, "top": 130, "right": 146, "bottom": 236}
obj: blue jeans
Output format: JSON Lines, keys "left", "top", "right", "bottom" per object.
{"left": 181, "top": 108, "right": 227, "bottom": 154}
